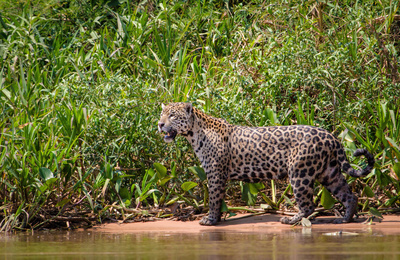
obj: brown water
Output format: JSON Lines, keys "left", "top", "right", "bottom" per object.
{"left": 1, "top": 229, "right": 400, "bottom": 259}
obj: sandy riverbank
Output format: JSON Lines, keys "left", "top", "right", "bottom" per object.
{"left": 92, "top": 213, "right": 400, "bottom": 235}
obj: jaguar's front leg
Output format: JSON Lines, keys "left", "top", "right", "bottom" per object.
{"left": 199, "top": 174, "right": 227, "bottom": 226}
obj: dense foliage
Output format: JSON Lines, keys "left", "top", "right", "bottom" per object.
{"left": 1, "top": 0, "right": 399, "bottom": 230}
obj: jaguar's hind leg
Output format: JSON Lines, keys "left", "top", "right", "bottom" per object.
{"left": 280, "top": 175, "right": 316, "bottom": 225}
{"left": 318, "top": 166, "right": 357, "bottom": 224}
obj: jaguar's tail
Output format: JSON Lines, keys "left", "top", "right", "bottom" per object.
{"left": 341, "top": 149, "right": 375, "bottom": 178}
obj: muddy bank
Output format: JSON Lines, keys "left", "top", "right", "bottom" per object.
{"left": 92, "top": 213, "right": 400, "bottom": 235}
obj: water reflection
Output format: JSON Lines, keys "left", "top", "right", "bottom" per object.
{"left": 1, "top": 229, "right": 400, "bottom": 259}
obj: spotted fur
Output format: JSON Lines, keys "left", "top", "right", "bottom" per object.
{"left": 158, "top": 103, "right": 375, "bottom": 225}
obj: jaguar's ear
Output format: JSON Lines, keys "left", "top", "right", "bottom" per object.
{"left": 185, "top": 103, "right": 193, "bottom": 114}
{"left": 161, "top": 103, "right": 166, "bottom": 110}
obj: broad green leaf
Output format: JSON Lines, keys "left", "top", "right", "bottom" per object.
{"left": 122, "top": 199, "right": 131, "bottom": 207}
{"left": 228, "top": 212, "right": 237, "bottom": 218}
{"left": 39, "top": 167, "right": 54, "bottom": 181}
{"left": 119, "top": 187, "right": 131, "bottom": 200}
{"left": 249, "top": 183, "right": 261, "bottom": 195}
{"left": 181, "top": 181, "right": 198, "bottom": 192}
{"left": 376, "top": 168, "right": 391, "bottom": 187}
{"left": 220, "top": 200, "right": 229, "bottom": 213}
{"left": 105, "top": 163, "right": 113, "bottom": 179}
{"left": 188, "top": 166, "right": 207, "bottom": 181}
{"left": 363, "top": 185, "right": 375, "bottom": 198}
{"left": 266, "top": 107, "right": 279, "bottom": 124}
{"left": 158, "top": 176, "right": 173, "bottom": 187}
{"left": 146, "top": 168, "right": 155, "bottom": 178}
{"left": 45, "top": 177, "right": 57, "bottom": 186}
{"left": 171, "top": 161, "right": 177, "bottom": 178}
{"left": 154, "top": 162, "right": 167, "bottom": 178}
{"left": 369, "top": 207, "right": 383, "bottom": 219}
{"left": 1, "top": 88, "right": 11, "bottom": 100}
{"left": 241, "top": 183, "right": 256, "bottom": 206}
{"left": 39, "top": 184, "right": 49, "bottom": 193}
{"left": 321, "top": 187, "right": 335, "bottom": 210}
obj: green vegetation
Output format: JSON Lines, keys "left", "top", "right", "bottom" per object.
{"left": 1, "top": 0, "right": 399, "bottom": 231}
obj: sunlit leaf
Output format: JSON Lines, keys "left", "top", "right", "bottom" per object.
{"left": 154, "top": 162, "right": 167, "bottom": 178}
{"left": 369, "top": 207, "right": 383, "bottom": 219}
{"left": 141, "top": 188, "right": 160, "bottom": 201}
{"left": 249, "top": 183, "right": 261, "bottom": 195}
{"left": 45, "top": 177, "right": 57, "bottom": 186}
{"left": 266, "top": 107, "right": 279, "bottom": 125}
{"left": 166, "top": 196, "right": 179, "bottom": 205}
{"left": 171, "top": 161, "right": 177, "bottom": 178}
{"left": 321, "top": 187, "right": 335, "bottom": 210}
{"left": 220, "top": 200, "right": 229, "bottom": 213}
{"left": 158, "top": 176, "right": 173, "bottom": 187}
{"left": 188, "top": 166, "right": 207, "bottom": 182}
{"left": 39, "top": 184, "right": 49, "bottom": 193}
{"left": 181, "top": 181, "right": 198, "bottom": 192}
{"left": 39, "top": 167, "right": 54, "bottom": 181}
{"left": 241, "top": 183, "right": 256, "bottom": 206}
{"left": 123, "top": 199, "right": 131, "bottom": 207}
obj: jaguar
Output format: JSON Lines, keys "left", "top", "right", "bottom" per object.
{"left": 158, "top": 102, "right": 375, "bottom": 225}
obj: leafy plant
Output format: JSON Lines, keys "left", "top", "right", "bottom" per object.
{"left": 133, "top": 169, "right": 159, "bottom": 209}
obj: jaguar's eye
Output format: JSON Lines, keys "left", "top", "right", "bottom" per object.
{"left": 169, "top": 115, "right": 176, "bottom": 120}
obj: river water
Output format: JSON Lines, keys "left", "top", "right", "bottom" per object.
{"left": 1, "top": 228, "right": 400, "bottom": 259}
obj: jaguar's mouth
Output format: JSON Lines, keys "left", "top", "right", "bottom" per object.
{"left": 162, "top": 129, "right": 177, "bottom": 143}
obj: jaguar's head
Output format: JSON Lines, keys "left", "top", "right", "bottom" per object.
{"left": 158, "top": 102, "right": 193, "bottom": 143}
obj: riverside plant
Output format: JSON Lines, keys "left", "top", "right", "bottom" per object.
{"left": 0, "top": 0, "right": 399, "bottom": 230}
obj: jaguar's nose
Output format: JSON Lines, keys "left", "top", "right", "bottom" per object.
{"left": 158, "top": 122, "right": 165, "bottom": 131}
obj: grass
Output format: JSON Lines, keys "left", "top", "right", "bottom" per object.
{"left": 0, "top": 0, "right": 399, "bottom": 231}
